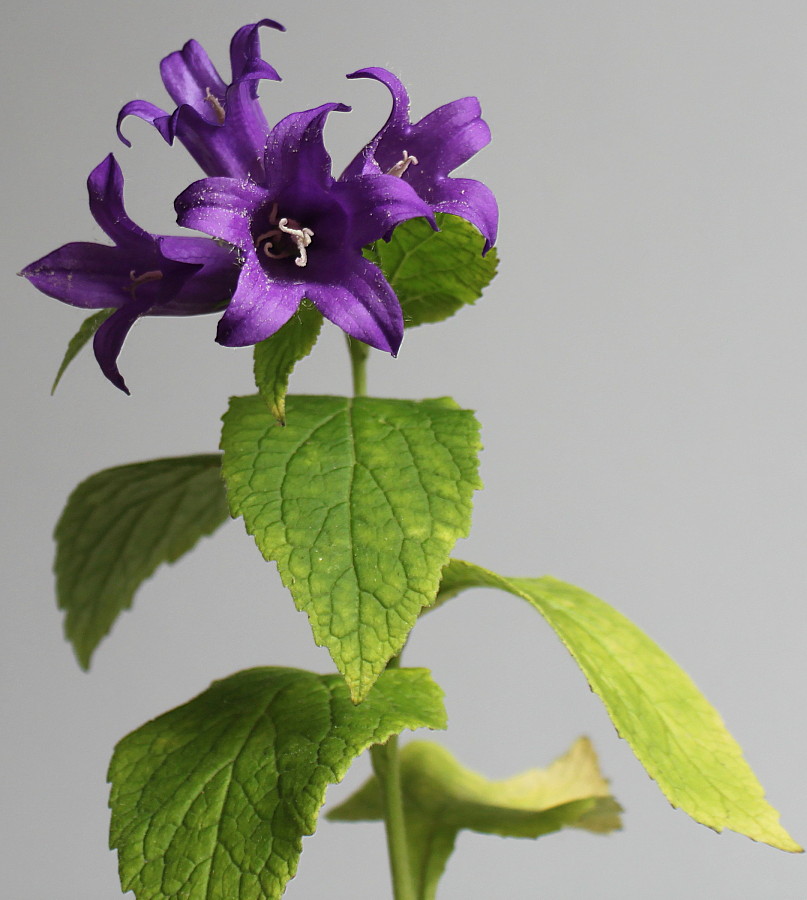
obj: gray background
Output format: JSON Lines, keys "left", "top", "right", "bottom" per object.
{"left": 2, "top": 1, "right": 806, "bottom": 897}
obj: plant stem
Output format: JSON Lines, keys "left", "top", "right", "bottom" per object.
{"left": 347, "top": 339, "right": 414, "bottom": 899}
{"left": 347, "top": 336, "right": 370, "bottom": 398}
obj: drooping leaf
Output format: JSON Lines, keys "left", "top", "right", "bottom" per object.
{"left": 329, "top": 737, "right": 620, "bottom": 900}
{"left": 434, "top": 559, "right": 802, "bottom": 853}
{"left": 51, "top": 308, "right": 115, "bottom": 393}
{"left": 220, "top": 394, "right": 481, "bottom": 702}
{"left": 109, "top": 666, "right": 446, "bottom": 900}
{"left": 253, "top": 301, "right": 323, "bottom": 424}
{"left": 55, "top": 455, "right": 229, "bottom": 667}
{"left": 364, "top": 213, "right": 498, "bottom": 327}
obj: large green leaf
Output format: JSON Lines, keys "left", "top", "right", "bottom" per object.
{"left": 55, "top": 455, "right": 230, "bottom": 667}
{"left": 51, "top": 308, "right": 114, "bottom": 393}
{"left": 364, "top": 213, "right": 498, "bottom": 327}
{"left": 109, "top": 666, "right": 446, "bottom": 900}
{"left": 253, "top": 301, "right": 323, "bottom": 424}
{"left": 329, "top": 737, "right": 620, "bottom": 900}
{"left": 436, "top": 559, "right": 802, "bottom": 852}
{"left": 220, "top": 395, "right": 481, "bottom": 702}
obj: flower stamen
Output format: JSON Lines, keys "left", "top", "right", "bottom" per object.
{"left": 386, "top": 150, "right": 419, "bottom": 178}
{"left": 204, "top": 87, "right": 226, "bottom": 125}
{"left": 278, "top": 218, "right": 315, "bottom": 267}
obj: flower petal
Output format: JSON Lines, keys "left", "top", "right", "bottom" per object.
{"left": 160, "top": 38, "right": 227, "bottom": 112}
{"left": 175, "top": 176, "right": 267, "bottom": 247}
{"left": 157, "top": 236, "right": 239, "bottom": 315}
{"left": 87, "top": 155, "right": 152, "bottom": 247}
{"left": 215, "top": 252, "right": 302, "bottom": 346}
{"left": 407, "top": 96, "right": 491, "bottom": 176}
{"left": 429, "top": 177, "right": 499, "bottom": 254}
{"left": 92, "top": 292, "right": 158, "bottom": 393}
{"left": 262, "top": 103, "right": 350, "bottom": 193}
{"left": 20, "top": 242, "right": 153, "bottom": 309}
{"left": 305, "top": 254, "right": 403, "bottom": 354}
{"left": 332, "top": 174, "right": 434, "bottom": 249}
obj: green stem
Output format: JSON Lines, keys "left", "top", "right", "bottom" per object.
{"left": 347, "top": 336, "right": 414, "bottom": 899}
{"left": 347, "top": 337, "right": 370, "bottom": 398}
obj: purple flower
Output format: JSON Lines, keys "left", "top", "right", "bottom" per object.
{"left": 175, "top": 103, "right": 433, "bottom": 354}
{"left": 342, "top": 68, "right": 498, "bottom": 253}
{"left": 117, "top": 20, "right": 284, "bottom": 179}
{"left": 20, "top": 155, "right": 238, "bottom": 393}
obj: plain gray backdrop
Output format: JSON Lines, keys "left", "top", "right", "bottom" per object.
{"left": 3, "top": 1, "right": 806, "bottom": 897}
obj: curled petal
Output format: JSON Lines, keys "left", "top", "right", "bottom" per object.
{"left": 429, "top": 177, "right": 499, "bottom": 255}
{"left": 262, "top": 103, "right": 350, "bottom": 192}
{"left": 116, "top": 100, "right": 172, "bottom": 147}
{"left": 407, "top": 96, "right": 491, "bottom": 177}
{"left": 215, "top": 253, "right": 302, "bottom": 346}
{"left": 229, "top": 19, "right": 284, "bottom": 86}
{"left": 87, "top": 155, "right": 151, "bottom": 246}
{"left": 305, "top": 255, "right": 403, "bottom": 354}
{"left": 175, "top": 176, "right": 267, "bottom": 247}
{"left": 333, "top": 174, "right": 434, "bottom": 249}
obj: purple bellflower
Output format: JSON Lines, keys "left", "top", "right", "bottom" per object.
{"left": 20, "top": 155, "right": 238, "bottom": 393}
{"left": 117, "top": 20, "right": 284, "bottom": 179}
{"left": 342, "top": 68, "right": 498, "bottom": 254}
{"left": 175, "top": 103, "right": 434, "bottom": 354}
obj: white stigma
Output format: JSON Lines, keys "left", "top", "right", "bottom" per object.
{"left": 278, "top": 218, "right": 314, "bottom": 267}
{"left": 386, "top": 150, "right": 419, "bottom": 178}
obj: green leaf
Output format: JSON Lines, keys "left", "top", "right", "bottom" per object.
{"left": 253, "top": 301, "right": 323, "bottom": 424}
{"left": 55, "top": 455, "right": 230, "bottom": 667}
{"left": 220, "top": 395, "right": 482, "bottom": 702}
{"left": 109, "top": 666, "right": 446, "bottom": 900}
{"left": 435, "top": 559, "right": 803, "bottom": 853}
{"left": 364, "top": 213, "right": 498, "bottom": 327}
{"left": 329, "top": 737, "right": 620, "bottom": 900}
{"left": 51, "top": 308, "right": 115, "bottom": 393}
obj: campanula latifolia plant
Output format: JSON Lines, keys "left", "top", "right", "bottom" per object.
{"left": 21, "top": 17, "right": 801, "bottom": 900}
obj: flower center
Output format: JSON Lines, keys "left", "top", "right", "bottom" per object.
{"left": 386, "top": 150, "right": 419, "bottom": 178}
{"left": 255, "top": 203, "right": 315, "bottom": 268}
{"left": 204, "top": 87, "right": 226, "bottom": 125}
{"left": 126, "top": 269, "right": 162, "bottom": 298}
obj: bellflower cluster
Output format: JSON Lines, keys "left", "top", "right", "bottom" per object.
{"left": 21, "top": 19, "right": 497, "bottom": 390}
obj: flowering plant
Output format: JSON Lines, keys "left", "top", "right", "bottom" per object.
{"left": 21, "top": 17, "right": 800, "bottom": 900}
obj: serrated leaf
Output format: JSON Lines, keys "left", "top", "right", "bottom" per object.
{"left": 253, "top": 301, "right": 323, "bottom": 424}
{"left": 364, "top": 213, "right": 498, "bottom": 327}
{"left": 435, "top": 559, "right": 802, "bottom": 853}
{"left": 220, "top": 395, "right": 481, "bottom": 702}
{"left": 329, "top": 737, "right": 620, "bottom": 900}
{"left": 51, "top": 308, "right": 115, "bottom": 393}
{"left": 109, "top": 666, "right": 446, "bottom": 900}
{"left": 55, "top": 455, "right": 230, "bottom": 667}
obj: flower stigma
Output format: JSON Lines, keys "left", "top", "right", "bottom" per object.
{"left": 203, "top": 87, "right": 226, "bottom": 125}
{"left": 386, "top": 150, "right": 418, "bottom": 178}
{"left": 126, "top": 269, "right": 163, "bottom": 298}
{"left": 255, "top": 203, "right": 314, "bottom": 268}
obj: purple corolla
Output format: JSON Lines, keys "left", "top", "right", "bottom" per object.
{"left": 175, "top": 103, "right": 433, "bottom": 354}
{"left": 117, "top": 20, "right": 284, "bottom": 179}
{"left": 20, "top": 155, "right": 238, "bottom": 392}
{"left": 342, "top": 67, "right": 498, "bottom": 254}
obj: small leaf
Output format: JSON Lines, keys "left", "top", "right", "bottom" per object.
{"left": 365, "top": 213, "right": 498, "bottom": 327}
{"left": 51, "top": 308, "right": 115, "bottom": 393}
{"left": 220, "top": 395, "right": 482, "bottom": 702}
{"left": 435, "top": 559, "right": 802, "bottom": 853}
{"left": 109, "top": 666, "right": 446, "bottom": 900}
{"left": 253, "top": 301, "right": 323, "bottom": 424}
{"left": 329, "top": 737, "right": 620, "bottom": 900}
{"left": 55, "top": 455, "right": 230, "bottom": 667}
